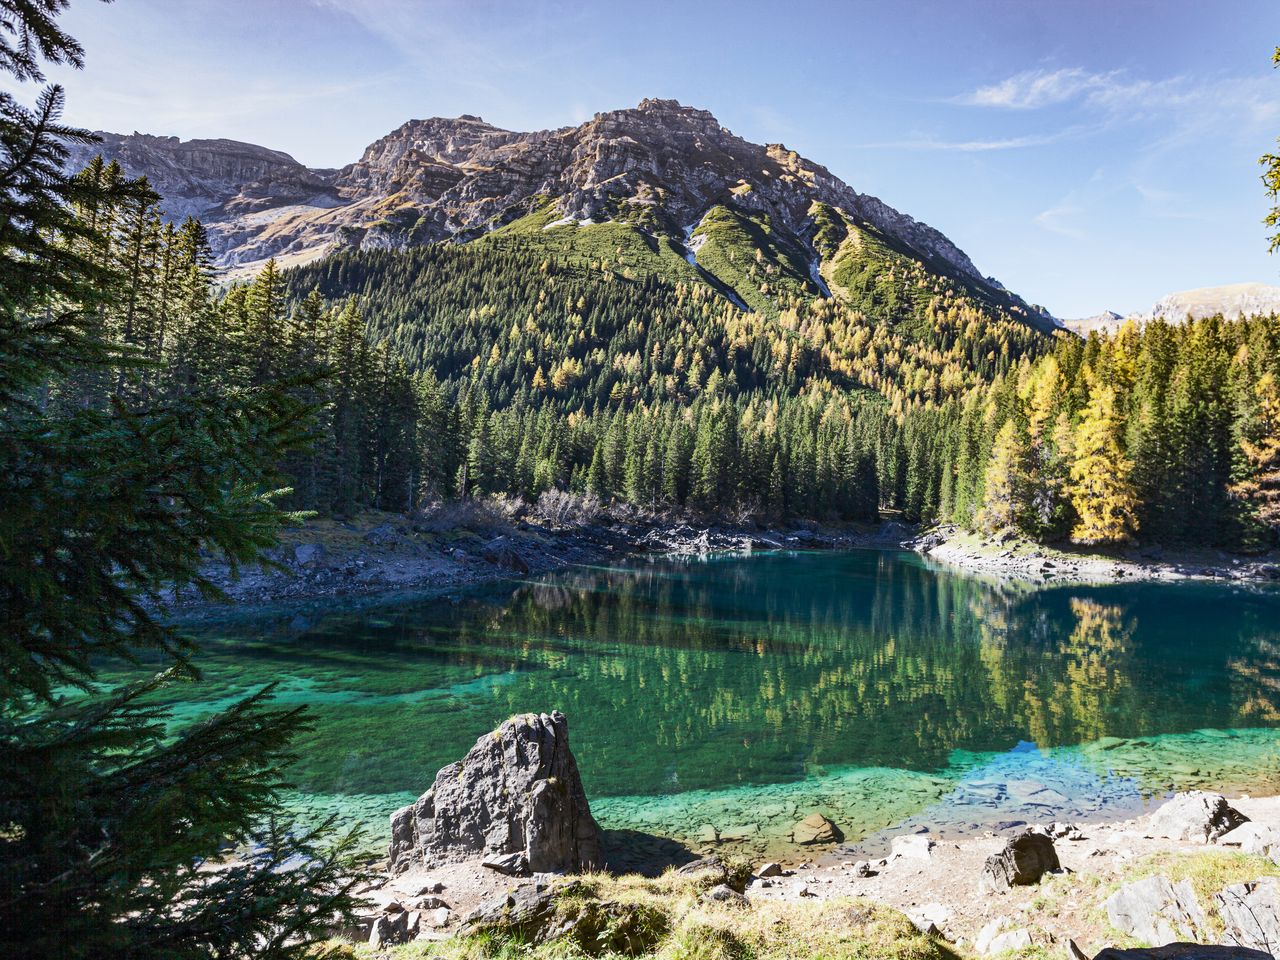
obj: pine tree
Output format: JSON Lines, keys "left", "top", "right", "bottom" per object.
{"left": 0, "top": 5, "right": 366, "bottom": 957}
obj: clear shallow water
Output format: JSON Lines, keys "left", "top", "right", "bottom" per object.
{"left": 124, "top": 550, "right": 1280, "bottom": 859}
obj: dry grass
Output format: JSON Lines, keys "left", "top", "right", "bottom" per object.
{"left": 351, "top": 867, "right": 960, "bottom": 960}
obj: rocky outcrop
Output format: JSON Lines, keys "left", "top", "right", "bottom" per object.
{"left": 1104, "top": 876, "right": 1210, "bottom": 945}
{"left": 388, "top": 711, "right": 602, "bottom": 874}
{"left": 1145, "top": 792, "right": 1248, "bottom": 843}
{"left": 1215, "top": 878, "right": 1280, "bottom": 954}
{"left": 68, "top": 100, "right": 1043, "bottom": 319}
{"left": 981, "top": 830, "right": 1059, "bottom": 890}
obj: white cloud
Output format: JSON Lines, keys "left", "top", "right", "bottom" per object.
{"left": 860, "top": 127, "right": 1088, "bottom": 152}
{"left": 964, "top": 68, "right": 1121, "bottom": 110}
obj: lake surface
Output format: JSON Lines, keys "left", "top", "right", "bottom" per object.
{"left": 145, "top": 549, "right": 1280, "bottom": 860}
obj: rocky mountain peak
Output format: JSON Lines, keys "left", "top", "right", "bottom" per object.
{"left": 67, "top": 99, "right": 1027, "bottom": 311}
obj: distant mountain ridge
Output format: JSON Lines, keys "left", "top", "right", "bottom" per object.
{"left": 66, "top": 99, "right": 1051, "bottom": 328}
{"left": 1059, "top": 283, "right": 1280, "bottom": 336}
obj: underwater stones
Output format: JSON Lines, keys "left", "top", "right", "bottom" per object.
{"left": 1215, "top": 878, "right": 1280, "bottom": 953}
{"left": 982, "top": 830, "right": 1059, "bottom": 890}
{"left": 793, "top": 812, "right": 842, "bottom": 845}
{"left": 1146, "top": 792, "right": 1248, "bottom": 843}
{"left": 1104, "top": 876, "right": 1210, "bottom": 945}
{"left": 388, "top": 711, "right": 602, "bottom": 874}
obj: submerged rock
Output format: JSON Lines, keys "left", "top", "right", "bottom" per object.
{"left": 793, "top": 812, "right": 842, "bottom": 845}
{"left": 388, "top": 710, "right": 602, "bottom": 874}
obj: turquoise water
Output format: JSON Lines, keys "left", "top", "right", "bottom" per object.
{"left": 134, "top": 549, "right": 1280, "bottom": 859}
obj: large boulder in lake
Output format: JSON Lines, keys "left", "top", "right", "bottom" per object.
{"left": 388, "top": 711, "right": 603, "bottom": 874}
{"left": 1145, "top": 792, "right": 1248, "bottom": 843}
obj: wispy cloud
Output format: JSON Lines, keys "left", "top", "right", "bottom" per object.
{"left": 860, "top": 127, "right": 1087, "bottom": 152}
{"left": 963, "top": 68, "right": 1121, "bottom": 110}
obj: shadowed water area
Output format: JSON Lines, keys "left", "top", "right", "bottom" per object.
{"left": 132, "top": 550, "right": 1280, "bottom": 862}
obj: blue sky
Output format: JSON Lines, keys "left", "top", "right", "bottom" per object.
{"left": 35, "top": 0, "right": 1280, "bottom": 317}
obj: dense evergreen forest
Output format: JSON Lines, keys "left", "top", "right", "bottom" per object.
{"left": 59, "top": 144, "right": 1280, "bottom": 552}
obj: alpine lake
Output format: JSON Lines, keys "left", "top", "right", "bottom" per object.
{"left": 128, "top": 549, "right": 1280, "bottom": 864}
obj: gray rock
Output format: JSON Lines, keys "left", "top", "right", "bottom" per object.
{"left": 1146, "top": 792, "right": 1248, "bottom": 843}
{"left": 756, "top": 862, "right": 783, "bottom": 878}
{"left": 907, "top": 903, "right": 949, "bottom": 938}
{"left": 482, "top": 852, "right": 530, "bottom": 876}
{"left": 369, "top": 908, "right": 419, "bottom": 948}
{"left": 702, "top": 884, "right": 750, "bottom": 907}
{"left": 1215, "top": 878, "right": 1280, "bottom": 954}
{"left": 293, "top": 542, "right": 326, "bottom": 566}
{"left": 1217, "top": 822, "right": 1280, "bottom": 860}
{"left": 673, "top": 856, "right": 750, "bottom": 892}
{"left": 982, "top": 829, "right": 1060, "bottom": 890}
{"left": 388, "top": 711, "right": 602, "bottom": 874}
{"left": 481, "top": 536, "right": 531, "bottom": 574}
{"left": 975, "top": 923, "right": 1032, "bottom": 955}
{"left": 1104, "top": 875, "right": 1209, "bottom": 945}
{"left": 890, "top": 834, "right": 935, "bottom": 860}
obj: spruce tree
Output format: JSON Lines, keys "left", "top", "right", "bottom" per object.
{"left": 0, "top": 5, "right": 365, "bottom": 956}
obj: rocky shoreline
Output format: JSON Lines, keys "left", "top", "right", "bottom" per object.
{"left": 163, "top": 502, "right": 912, "bottom": 618}
{"left": 910, "top": 525, "right": 1280, "bottom": 587}
{"left": 339, "top": 712, "right": 1280, "bottom": 960}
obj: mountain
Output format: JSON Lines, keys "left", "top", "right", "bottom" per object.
{"left": 1059, "top": 283, "right": 1280, "bottom": 336}
{"left": 67, "top": 99, "right": 1052, "bottom": 329}
{"left": 1151, "top": 282, "right": 1280, "bottom": 323}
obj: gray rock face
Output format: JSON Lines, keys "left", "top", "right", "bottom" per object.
{"left": 1104, "top": 876, "right": 1210, "bottom": 945}
{"left": 65, "top": 100, "right": 1043, "bottom": 322}
{"left": 1146, "top": 792, "right": 1248, "bottom": 843}
{"left": 982, "top": 830, "right": 1060, "bottom": 890}
{"left": 388, "top": 711, "right": 602, "bottom": 874}
{"left": 1215, "top": 878, "right": 1280, "bottom": 954}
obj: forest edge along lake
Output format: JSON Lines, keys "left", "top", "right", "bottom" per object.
{"left": 129, "top": 548, "right": 1280, "bottom": 864}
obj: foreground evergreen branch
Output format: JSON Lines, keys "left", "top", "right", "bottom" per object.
{"left": 0, "top": 3, "right": 368, "bottom": 956}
